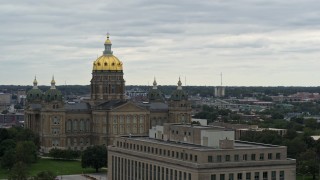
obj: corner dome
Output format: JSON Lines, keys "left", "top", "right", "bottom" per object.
{"left": 44, "top": 76, "right": 63, "bottom": 102}
{"left": 44, "top": 89, "right": 63, "bottom": 102}
{"left": 170, "top": 78, "right": 188, "bottom": 101}
{"left": 27, "top": 77, "right": 43, "bottom": 102}
{"left": 27, "top": 89, "right": 43, "bottom": 102}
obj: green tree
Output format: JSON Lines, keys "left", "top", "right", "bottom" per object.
{"left": 0, "top": 128, "right": 9, "bottom": 142}
{"left": 1, "top": 150, "right": 16, "bottom": 169}
{"left": 297, "top": 150, "right": 318, "bottom": 180}
{"left": 81, "top": 145, "right": 107, "bottom": 172}
{"left": 0, "top": 139, "right": 16, "bottom": 157}
{"left": 304, "top": 118, "right": 317, "bottom": 130}
{"left": 284, "top": 137, "right": 307, "bottom": 158}
{"left": 16, "top": 141, "right": 37, "bottom": 164}
{"left": 33, "top": 170, "right": 56, "bottom": 180}
{"left": 8, "top": 161, "right": 29, "bottom": 180}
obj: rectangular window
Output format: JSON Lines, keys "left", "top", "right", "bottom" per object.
{"left": 237, "top": 173, "right": 242, "bottom": 180}
{"left": 226, "top": 155, "right": 230, "bottom": 162}
{"left": 229, "top": 173, "right": 234, "bottom": 180}
{"left": 160, "top": 149, "right": 162, "bottom": 155}
{"left": 195, "top": 155, "right": 198, "bottom": 162}
{"left": 271, "top": 171, "right": 276, "bottom": 180}
{"left": 211, "top": 174, "right": 216, "bottom": 180}
{"left": 280, "top": 171, "right": 284, "bottom": 180}
{"left": 276, "top": 153, "right": 281, "bottom": 159}
{"left": 220, "top": 174, "right": 225, "bottom": 180}
{"left": 217, "top": 155, "right": 222, "bottom": 162}
{"left": 268, "top": 153, "right": 272, "bottom": 160}
{"left": 251, "top": 154, "right": 256, "bottom": 161}
{"left": 254, "top": 172, "right": 259, "bottom": 180}
{"left": 234, "top": 155, "right": 239, "bottom": 161}
{"left": 246, "top": 172, "right": 251, "bottom": 180}
{"left": 259, "top": 153, "right": 264, "bottom": 160}
{"left": 172, "top": 151, "right": 174, "bottom": 157}
{"left": 190, "top": 154, "right": 193, "bottom": 161}
{"left": 263, "top": 172, "right": 268, "bottom": 180}
{"left": 180, "top": 152, "right": 183, "bottom": 160}
{"left": 243, "top": 154, "right": 247, "bottom": 161}
{"left": 176, "top": 152, "right": 179, "bottom": 159}
{"left": 208, "top": 156, "right": 213, "bottom": 162}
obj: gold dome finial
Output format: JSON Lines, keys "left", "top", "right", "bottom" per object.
{"left": 51, "top": 75, "right": 56, "bottom": 89}
{"left": 177, "top": 77, "right": 182, "bottom": 90}
{"left": 33, "top": 76, "right": 38, "bottom": 89}
{"left": 105, "top": 32, "right": 112, "bottom": 45}
{"left": 153, "top": 77, "right": 158, "bottom": 89}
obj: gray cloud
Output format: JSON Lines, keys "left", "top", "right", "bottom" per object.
{"left": 1, "top": 0, "right": 320, "bottom": 86}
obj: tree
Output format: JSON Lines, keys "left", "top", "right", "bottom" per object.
{"left": 8, "top": 161, "right": 29, "bottom": 180}
{"left": 0, "top": 128, "right": 9, "bottom": 142}
{"left": 33, "top": 170, "right": 56, "bottom": 180}
{"left": 297, "top": 150, "right": 318, "bottom": 180}
{"left": 16, "top": 141, "right": 37, "bottom": 164}
{"left": 49, "top": 148, "right": 80, "bottom": 160}
{"left": 1, "top": 150, "right": 16, "bottom": 169}
{"left": 81, "top": 145, "right": 107, "bottom": 172}
{"left": 0, "top": 139, "right": 16, "bottom": 157}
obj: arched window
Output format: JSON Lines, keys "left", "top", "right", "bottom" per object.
{"left": 73, "top": 120, "right": 78, "bottom": 131}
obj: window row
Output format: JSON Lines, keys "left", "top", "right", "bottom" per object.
{"left": 112, "top": 115, "right": 145, "bottom": 124}
{"left": 66, "top": 120, "right": 90, "bottom": 132}
{"left": 66, "top": 137, "right": 90, "bottom": 146}
{"left": 116, "top": 141, "right": 198, "bottom": 162}
{"left": 210, "top": 170, "right": 285, "bottom": 180}
{"left": 112, "top": 124, "right": 145, "bottom": 134}
{"left": 208, "top": 153, "right": 281, "bottom": 163}
{"left": 112, "top": 156, "right": 192, "bottom": 180}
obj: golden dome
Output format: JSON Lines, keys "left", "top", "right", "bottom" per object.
{"left": 105, "top": 38, "right": 112, "bottom": 44}
{"left": 93, "top": 55, "right": 123, "bottom": 71}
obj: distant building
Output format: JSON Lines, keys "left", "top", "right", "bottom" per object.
{"left": 0, "top": 93, "right": 11, "bottom": 111}
{"left": 0, "top": 113, "right": 24, "bottom": 128}
{"left": 108, "top": 123, "right": 296, "bottom": 180}
{"left": 210, "top": 122, "right": 287, "bottom": 140}
{"left": 214, "top": 86, "right": 225, "bottom": 97}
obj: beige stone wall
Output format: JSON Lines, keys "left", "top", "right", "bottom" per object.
{"left": 108, "top": 138, "right": 296, "bottom": 180}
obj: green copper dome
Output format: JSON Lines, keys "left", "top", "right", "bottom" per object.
{"left": 148, "top": 78, "right": 164, "bottom": 102}
{"left": 27, "top": 77, "right": 43, "bottom": 102}
{"left": 170, "top": 78, "right": 188, "bottom": 101}
{"left": 44, "top": 76, "right": 63, "bottom": 102}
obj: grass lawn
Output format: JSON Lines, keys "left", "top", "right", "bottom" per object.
{"left": 296, "top": 175, "right": 316, "bottom": 180}
{"left": 0, "top": 158, "right": 106, "bottom": 179}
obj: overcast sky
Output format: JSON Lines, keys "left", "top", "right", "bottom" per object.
{"left": 1, "top": 0, "right": 320, "bottom": 86}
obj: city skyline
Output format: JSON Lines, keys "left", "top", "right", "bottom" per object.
{"left": 1, "top": 0, "right": 320, "bottom": 86}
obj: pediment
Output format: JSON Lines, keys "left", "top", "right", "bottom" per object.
{"left": 111, "top": 101, "right": 148, "bottom": 112}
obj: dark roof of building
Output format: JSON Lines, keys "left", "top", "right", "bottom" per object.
{"left": 95, "top": 100, "right": 128, "bottom": 110}
{"left": 65, "top": 102, "right": 90, "bottom": 111}
{"left": 137, "top": 102, "right": 168, "bottom": 111}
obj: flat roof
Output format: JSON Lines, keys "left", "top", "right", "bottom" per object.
{"left": 120, "top": 136, "right": 282, "bottom": 151}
